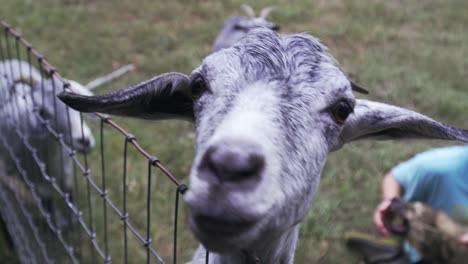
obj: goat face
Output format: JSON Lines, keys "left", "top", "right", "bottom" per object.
{"left": 187, "top": 30, "right": 354, "bottom": 252}
{"left": 34, "top": 79, "right": 95, "bottom": 153}
{"left": 58, "top": 28, "right": 468, "bottom": 254}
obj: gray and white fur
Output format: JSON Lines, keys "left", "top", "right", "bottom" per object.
{"left": 0, "top": 59, "right": 95, "bottom": 200}
{"left": 58, "top": 28, "right": 468, "bottom": 264}
{"left": 212, "top": 4, "right": 279, "bottom": 53}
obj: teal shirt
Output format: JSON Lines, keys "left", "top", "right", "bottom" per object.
{"left": 392, "top": 145, "right": 468, "bottom": 262}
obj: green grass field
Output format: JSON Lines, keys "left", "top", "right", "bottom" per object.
{"left": 2, "top": 0, "right": 468, "bottom": 263}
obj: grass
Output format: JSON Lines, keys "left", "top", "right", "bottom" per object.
{"left": 1, "top": 0, "right": 468, "bottom": 263}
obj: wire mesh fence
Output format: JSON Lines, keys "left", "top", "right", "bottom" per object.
{"left": 0, "top": 19, "right": 210, "bottom": 263}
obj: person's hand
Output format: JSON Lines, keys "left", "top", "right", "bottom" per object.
{"left": 374, "top": 198, "right": 395, "bottom": 236}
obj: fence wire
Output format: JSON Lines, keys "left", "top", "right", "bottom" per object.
{"left": 0, "top": 19, "right": 212, "bottom": 263}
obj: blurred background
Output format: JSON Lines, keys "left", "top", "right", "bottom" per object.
{"left": 1, "top": 0, "right": 467, "bottom": 263}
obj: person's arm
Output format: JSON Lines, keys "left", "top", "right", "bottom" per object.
{"left": 381, "top": 172, "right": 402, "bottom": 200}
{"left": 460, "top": 233, "right": 468, "bottom": 244}
{"left": 374, "top": 172, "right": 402, "bottom": 236}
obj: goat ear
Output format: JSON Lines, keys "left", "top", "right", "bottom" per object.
{"left": 336, "top": 99, "right": 468, "bottom": 149}
{"left": 57, "top": 72, "right": 193, "bottom": 121}
{"left": 14, "top": 75, "right": 40, "bottom": 87}
{"left": 350, "top": 81, "right": 369, "bottom": 94}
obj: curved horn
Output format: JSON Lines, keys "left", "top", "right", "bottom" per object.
{"left": 259, "top": 6, "right": 276, "bottom": 18}
{"left": 58, "top": 72, "right": 193, "bottom": 121}
{"left": 241, "top": 4, "right": 256, "bottom": 18}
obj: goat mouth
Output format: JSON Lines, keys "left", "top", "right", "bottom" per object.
{"left": 72, "top": 142, "right": 94, "bottom": 154}
{"left": 192, "top": 214, "right": 256, "bottom": 236}
{"left": 189, "top": 214, "right": 259, "bottom": 251}
{"left": 388, "top": 216, "right": 409, "bottom": 236}
{"left": 74, "top": 146, "right": 92, "bottom": 154}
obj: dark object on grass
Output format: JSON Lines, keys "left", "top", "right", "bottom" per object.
{"left": 345, "top": 231, "right": 409, "bottom": 264}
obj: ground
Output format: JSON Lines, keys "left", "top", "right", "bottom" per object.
{"left": 1, "top": 0, "right": 468, "bottom": 263}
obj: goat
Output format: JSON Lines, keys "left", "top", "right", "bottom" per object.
{"left": 58, "top": 28, "right": 468, "bottom": 263}
{"left": 387, "top": 199, "right": 468, "bottom": 264}
{"left": 0, "top": 60, "right": 135, "bottom": 201}
{"left": 0, "top": 60, "right": 95, "bottom": 208}
{"left": 212, "top": 4, "right": 279, "bottom": 52}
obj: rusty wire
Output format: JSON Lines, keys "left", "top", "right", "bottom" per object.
{"left": 0, "top": 19, "right": 189, "bottom": 263}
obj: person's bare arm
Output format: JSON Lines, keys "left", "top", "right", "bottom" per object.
{"left": 381, "top": 172, "right": 402, "bottom": 200}
{"left": 374, "top": 172, "right": 402, "bottom": 236}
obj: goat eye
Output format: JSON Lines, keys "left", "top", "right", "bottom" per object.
{"left": 332, "top": 101, "right": 353, "bottom": 125}
{"left": 190, "top": 75, "right": 207, "bottom": 99}
{"left": 234, "top": 24, "right": 244, "bottom": 30}
{"left": 234, "top": 24, "right": 249, "bottom": 32}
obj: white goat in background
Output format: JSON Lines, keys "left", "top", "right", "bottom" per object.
{"left": 0, "top": 60, "right": 134, "bottom": 198}
{"left": 59, "top": 28, "right": 468, "bottom": 263}
{"left": 0, "top": 60, "right": 95, "bottom": 210}
{"left": 212, "top": 4, "right": 279, "bottom": 52}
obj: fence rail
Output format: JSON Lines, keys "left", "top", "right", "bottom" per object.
{"left": 0, "top": 19, "right": 210, "bottom": 263}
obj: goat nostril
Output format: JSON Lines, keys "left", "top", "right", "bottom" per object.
{"left": 203, "top": 144, "right": 265, "bottom": 182}
{"left": 78, "top": 138, "right": 90, "bottom": 147}
{"left": 245, "top": 152, "right": 264, "bottom": 175}
{"left": 232, "top": 152, "right": 264, "bottom": 178}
